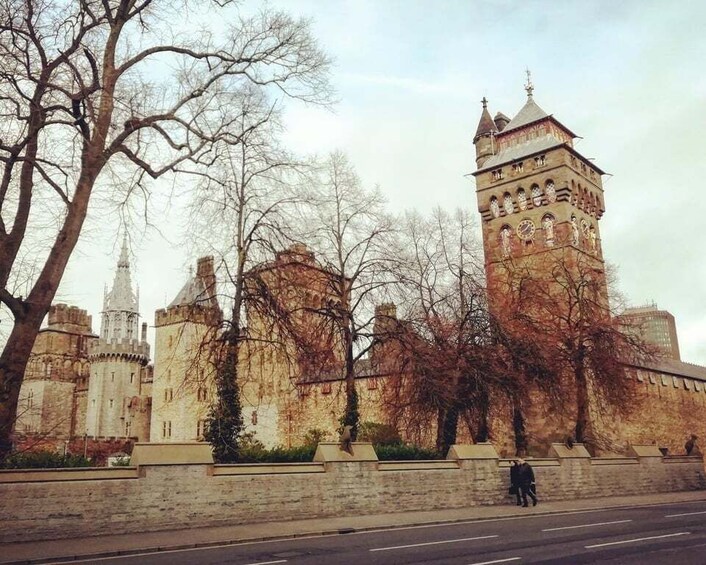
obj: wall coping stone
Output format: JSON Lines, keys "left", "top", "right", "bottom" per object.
{"left": 522, "top": 458, "right": 561, "bottom": 467}
{"left": 213, "top": 463, "right": 325, "bottom": 475}
{"left": 0, "top": 467, "right": 138, "bottom": 483}
{"left": 313, "top": 442, "right": 378, "bottom": 462}
{"left": 591, "top": 457, "right": 639, "bottom": 466}
{"left": 549, "top": 443, "right": 591, "bottom": 458}
{"left": 447, "top": 443, "right": 499, "bottom": 460}
{"left": 664, "top": 455, "right": 705, "bottom": 464}
{"left": 131, "top": 442, "right": 214, "bottom": 466}
{"left": 379, "top": 460, "right": 459, "bottom": 472}
{"left": 629, "top": 445, "right": 664, "bottom": 458}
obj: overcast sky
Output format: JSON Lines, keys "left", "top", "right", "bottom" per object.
{"left": 56, "top": 0, "right": 706, "bottom": 365}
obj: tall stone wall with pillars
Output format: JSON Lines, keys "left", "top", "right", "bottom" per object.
{"left": 1, "top": 442, "right": 703, "bottom": 543}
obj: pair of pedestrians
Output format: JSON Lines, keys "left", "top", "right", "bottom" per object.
{"left": 509, "top": 458, "right": 537, "bottom": 507}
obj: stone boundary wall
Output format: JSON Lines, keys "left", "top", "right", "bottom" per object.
{"left": 1, "top": 443, "right": 704, "bottom": 543}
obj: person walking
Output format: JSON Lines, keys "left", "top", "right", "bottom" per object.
{"left": 509, "top": 460, "right": 522, "bottom": 506}
{"left": 516, "top": 457, "right": 537, "bottom": 507}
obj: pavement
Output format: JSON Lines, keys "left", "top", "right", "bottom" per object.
{"left": 2, "top": 490, "right": 706, "bottom": 564}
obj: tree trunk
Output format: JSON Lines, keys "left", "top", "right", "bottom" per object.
{"left": 473, "top": 388, "right": 491, "bottom": 443}
{"left": 440, "top": 404, "right": 459, "bottom": 456}
{"left": 0, "top": 310, "right": 48, "bottom": 459}
{"left": 512, "top": 402, "right": 528, "bottom": 457}
{"left": 575, "top": 365, "right": 589, "bottom": 444}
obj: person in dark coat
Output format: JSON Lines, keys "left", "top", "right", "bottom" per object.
{"left": 516, "top": 457, "right": 537, "bottom": 507}
{"left": 509, "top": 460, "right": 522, "bottom": 506}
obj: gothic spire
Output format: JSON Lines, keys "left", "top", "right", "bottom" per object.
{"left": 100, "top": 233, "right": 140, "bottom": 342}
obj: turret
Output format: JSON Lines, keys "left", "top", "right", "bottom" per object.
{"left": 473, "top": 97, "right": 498, "bottom": 168}
{"left": 494, "top": 112, "right": 510, "bottom": 132}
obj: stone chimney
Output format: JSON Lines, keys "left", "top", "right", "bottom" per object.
{"left": 196, "top": 256, "right": 217, "bottom": 303}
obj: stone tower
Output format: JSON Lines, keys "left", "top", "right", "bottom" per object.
{"left": 472, "top": 76, "right": 608, "bottom": 311}
{"left": 86, "top": 236, "right": 151, "bottom": 439}
{"left": 16, "top": 304, "right": 97, "bottom": 445}
{"left": 151, "top": 256, "right": 221, "bottom": 442}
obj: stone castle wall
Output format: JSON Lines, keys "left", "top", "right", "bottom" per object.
{"left": 151, "top": 318, "right": 215, "bottom": 442}
{"left": 0, "top": 444, "right": 702, "bottom": 543}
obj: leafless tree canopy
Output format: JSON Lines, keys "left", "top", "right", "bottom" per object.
{"left": 0, "top": 0, "right": 331, "bottom": 458}
{"left": 390, "top": 209, "right": 514, "bottom": 452}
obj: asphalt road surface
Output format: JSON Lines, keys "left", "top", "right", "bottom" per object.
{"left": 54, "top": 500, "right": 706, "bottom": 564}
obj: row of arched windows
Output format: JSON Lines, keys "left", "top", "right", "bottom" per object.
{"left": 571, "top": 180, "right": 602, "bottom": 217}
{"left": 26, "top": 357, "right": 90, "bottom": 380}
{"left": 489, "top": 180, "right": 557, "bottom": 218}
{"left": 498, "top": 213, "right": 599, "bottom": 257}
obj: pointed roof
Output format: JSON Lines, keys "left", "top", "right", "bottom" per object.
{"left": 474, "top": 97, "right": 498, "bottom": 141}
{"left": 501, "top": 96, "right": 549, "bottom": 134}
{"left": 169, "top": 273, "right": 210, "bottom": 308}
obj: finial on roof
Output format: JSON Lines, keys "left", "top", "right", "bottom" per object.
{"left": 481, "top": 96, "right": 488, "bottom": 109}
{"left": 525, "top": 68, "right": 534, "bottom": 99}
{"left": 118, "top": 232, "right": 129, "bottom": 268}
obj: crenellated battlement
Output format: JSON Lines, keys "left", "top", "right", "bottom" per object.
{"left": 155, "top": 304, "right": 222, "bottom": 327}
{"left": 47, "top": 304, "right": 93, "bottom": 334}
{"left": 88, "top": 339, "right": 150, "bottom": 364}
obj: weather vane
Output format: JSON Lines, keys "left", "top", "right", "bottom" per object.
{"left": 525, "top": 68, "right": 534, "bottom": 99}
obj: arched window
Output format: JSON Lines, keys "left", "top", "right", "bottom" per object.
{"left": 530, "top": 184, "right": 542, "bottom": 207}
{"left": 542, "top": 214, "right": 555, "bottom": 246}
{"left": 503, "top": 193, "right": 514, "bottom": 215}
{"left": 517, "top": 188, "right": 527, "bottom": 211}
{"left": 489, "top": 196, "right": 500, "bottom": 218}
{"left": 545, "top": 180, "right": 556, "bottom": 203}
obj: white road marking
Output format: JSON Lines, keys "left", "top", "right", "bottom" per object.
{"left": 665, "top": 510, "right": 706, "bottom": 518}
{"left": 245, "top": 561, "right": 287, "bottom": 565}
{"left": 468, "top": 558, "right": 522, "bottom": 565}
{"left": 585, "top": 531, "right": 690, "bottom": 549}
{"left": 542, "top": 519, "right": 632, "bottom": 532}
{"left": 370, "top": 534, "right": 498, "bottom": 552}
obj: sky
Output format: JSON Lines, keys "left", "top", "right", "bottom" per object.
{"left": 54, "top": 0, "right": 706, "bottom": 364}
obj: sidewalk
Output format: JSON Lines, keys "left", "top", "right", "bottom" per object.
{"left": 3, "top": 490, "right": 706, "bottom": 564}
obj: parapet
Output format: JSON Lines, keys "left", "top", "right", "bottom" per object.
{"left": 155, "top": 304, "right": 222, "bottom": 327}
{"left": 88, "top": 339, "right": 150, "bottom": 363}
{"left": 313, "top": 442, "right": 378, "bottom": 462}
{"left": 47, "top": 303, "right": 93, "bottom": 334}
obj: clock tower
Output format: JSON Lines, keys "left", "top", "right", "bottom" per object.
{"left": 472, "top": 75, "right": 608, "bottom": 312}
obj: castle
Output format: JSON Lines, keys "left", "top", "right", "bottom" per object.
{"left": 13, "top": 82, "right": 706, "bottom": 458}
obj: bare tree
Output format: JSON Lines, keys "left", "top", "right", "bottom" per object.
{"left": 391, "top": 208, "right": 516, "bottom": 454}
{"left": 188, "top": 88, "right": 317, "bottom": 460}
{"left": 501, "top": 247, "right": 654, "bottom": 450}
{"left": 304, "top": 151, "right": 396, "bottom": 439}
{"left": 0, "top": 0, "right": 331, "bottom": 459}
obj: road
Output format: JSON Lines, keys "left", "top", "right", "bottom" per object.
{"left": 54, "top": 500, "right": 706, "bottom": 564}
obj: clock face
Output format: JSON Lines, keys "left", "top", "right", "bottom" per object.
{"left": 516, "top": 219, "right": 536, "bottom": 241}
